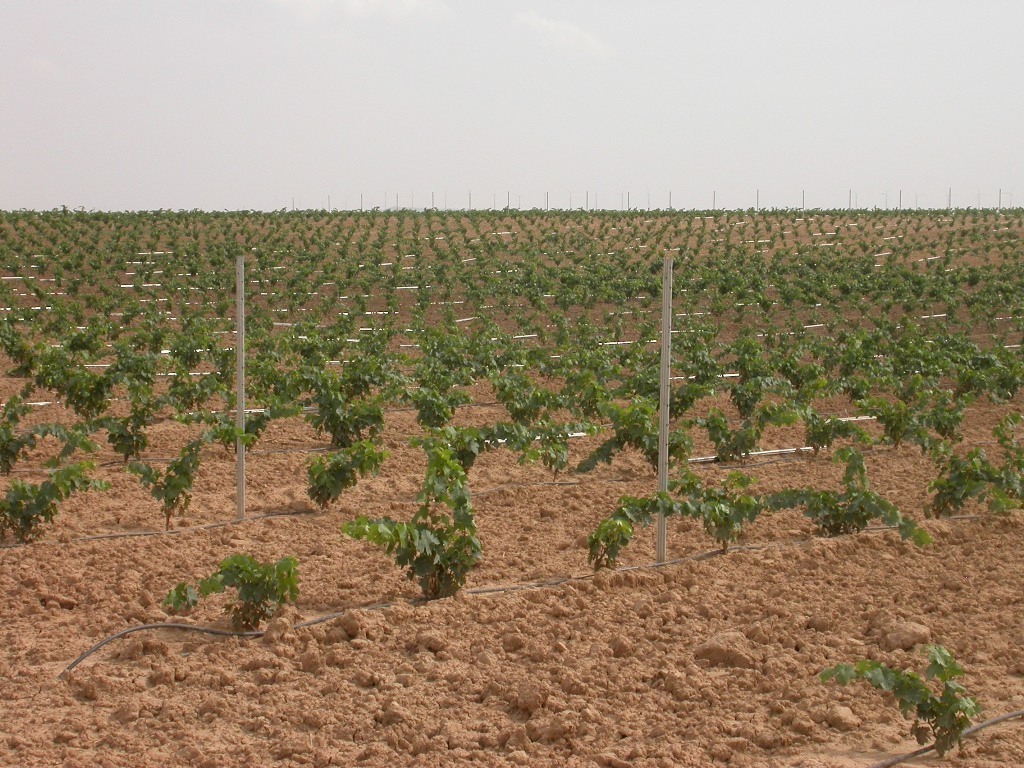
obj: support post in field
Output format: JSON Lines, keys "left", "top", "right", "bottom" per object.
{"left": 656, "top": 255, "right": 673, "bottom": 563}
{"left": 235, "top": 250, "right": 246, "bottom": 522}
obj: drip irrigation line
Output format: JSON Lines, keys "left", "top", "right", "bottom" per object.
{"left": 57, "top": 542, "right": 774, "bottom": 679}
{"left": 866, "top": 708, "right": 1024, "bottom": 768}
{"left": 59, "top": 623, "right": 262, "bottom": 679}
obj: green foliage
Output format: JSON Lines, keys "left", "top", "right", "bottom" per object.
{"left": 588, "top": 492, "right": 683, "bottom": 569}
{"left": 577, "top": 399, "right": 690, "bottom": 473}
{"left": 163, "top": 554, "right": 300, "bottom": 630}
{"left": 165, "top": 370, "right": 228, "bottom": 413}
{"left": 927, "top": 447, "right": 1016, "bottom": 517}
{"left": 408, "top": 386, "right": 472, "bottom": 428}
{"left": 304, "top": 370, "right": 385, "bottom": 448}
{"left": 697, "top": 409, "right": 759, "bottom": 463}
{"left": 33, "top": 347, "right": 115, "bottom": 421}
{"left": 492, "top": 370, "right": 563, "bottom": 424}
{"left": 821, "top": 645, "right": 979, "bottom": 757}
{"left": 772, "top": 447, "right": 931, "bottom": 543}
{"left": 671, "top": 470, "right": 763, "bottom": 553}
{"left": 994, "top": 413, "right": 1024, "bottom": 501}
{"left": 342, "top": 442, "right": 480, "bottom": 599}
{"left": 163, "top": 582, "right": 198, "bottom": 611}
{"left": 307, "top": 440, "right": 387, "bottom": 509}
{"left": 799, "top": 406, "right": 870, "bottom": 456}
{"left": 518, "top": 419, "right": 595, "bottom": 476}
{"left": 0, "top": 461, "right": 110, "bottom": 542}
{"left": 857, "top": 396, "right": 930, "bottom": 451}
{"left": 0, "top": 396, "right": 35, "bottom": 474}
{"left": 129, "top": 437, "right": 206, "bottom": 529}
{"left": 697, "top": 402, "right": 796, "bottom": 463}
{"left": 98, "top": 395, "right": 159, "bottom": 463}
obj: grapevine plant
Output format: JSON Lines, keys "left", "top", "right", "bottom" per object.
{"left": 164, "top": 554, "right": 300, "bottom": 630}
{"left": 343, "top": 441, "right": 481, "bottom": 599}
{"left": 822, "top": 645, "right": 979, "bottom": 757}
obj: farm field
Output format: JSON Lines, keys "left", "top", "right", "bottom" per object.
{"left": 1, "top": 207, "right": 1024, "bottom": 767}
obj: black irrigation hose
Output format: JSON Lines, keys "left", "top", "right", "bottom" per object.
{"left": 59, "top": 623, "right": 263, "bottom": 679}
{"left": 57, "top": 544, "right": 759, "bottom": 680}
{"left": 867, "top": 708, "right": 1024, "bottom": 768}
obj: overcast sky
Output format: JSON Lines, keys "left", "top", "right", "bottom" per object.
{"left": 2, "top": 0, "right": 1021, "bottom": 212}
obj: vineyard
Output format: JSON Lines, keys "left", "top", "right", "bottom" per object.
{"left": 2, "top": 207, "right": 1024, "bottom": 767}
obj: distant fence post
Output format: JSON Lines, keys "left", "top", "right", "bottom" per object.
{"left": 656, "top": 255, "right": 673, "bottom": 563}
{"left": 235, "top": 250, "right": 246, "bottom": 521}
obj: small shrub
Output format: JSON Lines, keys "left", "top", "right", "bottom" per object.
{"left": 163, "top": 554, "right": 300, "bottom": 631}
{"left": 821, "top": 645, "right": 979, "bottom": 757}
{"left": 0, "top": 461, "right": 109, "bottom": 542}
{"left": 343, "top": 443, "right": 480, "bottom": 599}
{"left": 307, "top": 440, "right": 387, "bottom": 509}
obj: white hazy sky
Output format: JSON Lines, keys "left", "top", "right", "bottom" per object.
{"left": 2, "top": 0, "right": 1022, "bottom": 211}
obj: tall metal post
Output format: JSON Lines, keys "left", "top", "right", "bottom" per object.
{"left": 235, "top": 251, "right": 246, "bottom": 521}
{"left": 656, "top": 256, "right": 673, "bottom": 563}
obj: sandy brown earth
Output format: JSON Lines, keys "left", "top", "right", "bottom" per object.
{"left": 2, "top": 383, "right": 1024, "bottom": 768}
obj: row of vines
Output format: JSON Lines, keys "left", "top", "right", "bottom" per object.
{"left": 2, "top": 207, "right": 1023, "bottom": 602}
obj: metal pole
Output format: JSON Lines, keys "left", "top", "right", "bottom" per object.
{"left": 235, "top": 250, "right": 246, "bottom": 522}
{"left": 713, "top": 190, "right": 716, "bottom": 210}
{"left": 849, "top": 189, "right": 852, "bottom": 210}
{"left": 656, "top": 255, "right": 673, "bottom": 563}
{"left": 669, "top": 190, "right": 672, "bottom": 210}
{"left": 802, "top": 189, "right": 805, "bottom": 210}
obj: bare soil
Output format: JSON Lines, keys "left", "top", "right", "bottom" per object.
{"left": 3, "top": 387, "right": 1024, "bottom": 767}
